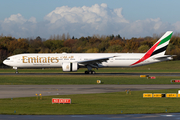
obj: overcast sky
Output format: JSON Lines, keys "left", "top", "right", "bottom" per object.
{"left": 0, "top": 0, "right": 180, "bottom": 39}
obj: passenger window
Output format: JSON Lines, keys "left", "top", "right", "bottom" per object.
{"left": 6, "top": 58, "right": 10, "bottom": 60}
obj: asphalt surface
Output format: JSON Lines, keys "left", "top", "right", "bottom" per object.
{"left": 1, "top": 72, "right": 180, "bottom": 99}
{"left": 1, "top": 72, "right": 180, "bottom": 76}
{"left": 1, "top": 113, "right": 180, "bottom": 120}
{"left": 1, "top": 84, "right": 180, "bottom": 99}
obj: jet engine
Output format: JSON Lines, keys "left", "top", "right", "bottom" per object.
{"left": 62, "top": 62, "right": 78, "bottom": 72}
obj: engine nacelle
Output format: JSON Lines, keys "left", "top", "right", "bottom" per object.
{"left": 62, "top": 62, "right": 78, "bottom": 72}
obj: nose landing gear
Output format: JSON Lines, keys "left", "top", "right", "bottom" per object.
{"left": 13, "top": 67, "right": 19, "bottom": 74}
{"left": 15, "top": 70, "right": 19, "bottom": 74}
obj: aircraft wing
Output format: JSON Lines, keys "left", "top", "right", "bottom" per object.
{"left": 78, "top": 56, "right": 116, "bottom": 65}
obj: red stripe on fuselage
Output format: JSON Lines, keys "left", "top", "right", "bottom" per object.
{"left": 130, "top": 41, "right": 161, "bottom": 66}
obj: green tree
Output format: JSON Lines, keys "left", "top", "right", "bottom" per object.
{"left": 138, "top": 45, "right": 150, "bottom": 53}
{"left": 86, "top": 48, "right": 99, "bottom": 53}
{"left": 13, "top": 49, "right": 26, "bottom": 55}
{"left": 167, "top": 43, "right": 175, "bottom": 52}
{"left": 106, "top": 45, "right": 123, "bottom": 53}
{"left": 55, "top": 47, "right": 71, "bottom": 53}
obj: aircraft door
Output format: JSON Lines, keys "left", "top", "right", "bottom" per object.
{"left": 79, "top": 56, "right": 82, "bottom": 61}
{"left": 14, "top": 56, "right": 21, "bottom": 63}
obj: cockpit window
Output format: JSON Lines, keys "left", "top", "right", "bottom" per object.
{"left": 6, "top": 58, "right": 10, "bottom": 60}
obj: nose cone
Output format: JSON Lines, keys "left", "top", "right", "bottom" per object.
{"left": 3, "top": 60, "right": 7, "bottom": 65}
{"left": 3, "top": 60, "right": 11, "bottom": 66}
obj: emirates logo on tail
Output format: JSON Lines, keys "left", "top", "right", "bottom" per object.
{"left": 130, "top": 31, "right": 173, "bottom": 66}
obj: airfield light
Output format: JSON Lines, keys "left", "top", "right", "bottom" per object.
{"left": 39, "top": 93, "right": 42, "bottom": 100}
{"left": 35, "top": 94, "right": 38, "bottom": 99}
{"left": 97, "top": 80, "right": 101, "bottom": 84}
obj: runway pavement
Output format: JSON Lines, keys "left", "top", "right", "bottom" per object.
{"left": 1, "top": 84, "right": 180, "bottom": 99}
{"left": 1, "top": 113, "right": 180, "bottom": 120}
{"left": 0, "top": 72, "right": 180, "bottom": 76}
{"left": 1, "top": 72, "right": 180, "bottom": 99}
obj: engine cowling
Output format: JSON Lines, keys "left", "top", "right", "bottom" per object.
{"left": 62, "top": 62, "right": 78, "bottom": 72}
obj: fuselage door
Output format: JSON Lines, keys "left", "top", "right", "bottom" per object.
{"left": 12, "top": 56, "right": 21, "bottom": 63}
{"left": 16, "top": 56, "right": 21, "bottom": 63}
{"left": 79, "top": 56, "right": 82, "bottom": 61}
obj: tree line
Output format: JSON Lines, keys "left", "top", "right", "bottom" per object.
{"left": 0, "top": 33, "right": 180, "bottom": 66}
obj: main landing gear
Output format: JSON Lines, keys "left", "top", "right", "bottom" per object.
{"left": 84, "top": 65, "right": 97, "bottom": 74}
{"left": 84, "top": 70, "right": 96, "bottom": 74}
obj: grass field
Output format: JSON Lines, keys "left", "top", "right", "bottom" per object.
{"left": 0, "top": 60, "right": 180, "bottom": 115}
{"left": 1, "top": 89, "right": 180, "bottom": 115}
{"left": 1, "top": 60, "right": 180, "bottom": 73}
{"left": 0, "top": 75, "right": 179, "bottom": 85}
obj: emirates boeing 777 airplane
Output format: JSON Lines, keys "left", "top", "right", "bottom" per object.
{"left": 3, "top": 31, "right": 173, "bottom": 74}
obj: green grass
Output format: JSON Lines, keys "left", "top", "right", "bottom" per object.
{"left": 0, "top": 75, "right": 179, "bottom": 85}
{"left": 0, "top": 61, "right": 179, "bottom": 115}
{"left": 1, "top": 89, "right": 180, "bottom": 115}
{"left": 1, "top": 60, "right": 180, "bottom": 73}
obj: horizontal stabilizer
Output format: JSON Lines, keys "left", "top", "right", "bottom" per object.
{"left": 154, "top": 55, "right": 175, "bottom": 60}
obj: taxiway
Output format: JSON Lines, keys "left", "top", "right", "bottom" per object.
{"left": 0, "top": 72, "right": 180, "bottom": 76}
{"left": 1, "top": 84, "right": 180, "bottom": 98}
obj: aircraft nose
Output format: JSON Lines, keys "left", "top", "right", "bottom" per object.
{"left": 3, "top": 59, "right": 13, "bottom": 67}
{"left": 3, "top": 60, "right": 6, "bottom": 65}
{"left": 3, "top": 60, "right": 8, "bottom": 66}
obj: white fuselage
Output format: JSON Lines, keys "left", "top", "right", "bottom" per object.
{"left": 3, "top": 53, "right": 164, "bottom": 68}
{"left": 3, "top": 31, "right": 174, "bottom": 73}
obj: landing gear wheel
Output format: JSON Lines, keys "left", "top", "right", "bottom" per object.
{"left": 85, "top": 71, "right": 96, "bottom": 74}
{"left": 15, "top": 71, "right": 19, "bottom": 74}
{"left": 91, "top": 71, "right": 95, "bottom": 74}
{"left": 85, "top": 71, "right": 89, "bottom": 74}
